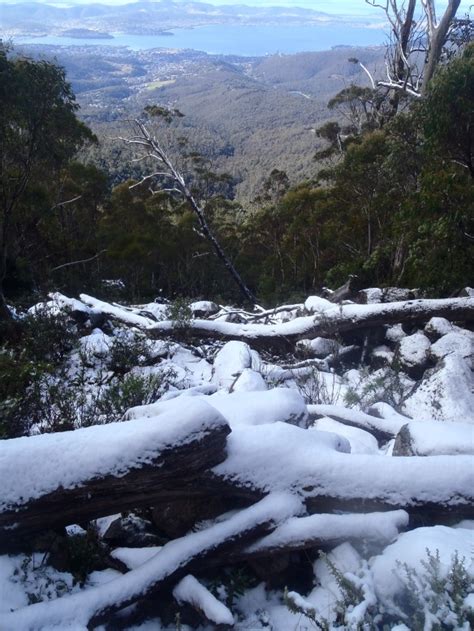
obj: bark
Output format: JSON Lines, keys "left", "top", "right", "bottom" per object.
{"left": 0, "top": 422, "right": 230, "bottom": 552}
{"left": 421, "top": 0, "right": 462, "bottom": 93}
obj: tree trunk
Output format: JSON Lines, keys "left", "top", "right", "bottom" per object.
{"left": 422, "top": 0, "right": 462, "bottom": 93}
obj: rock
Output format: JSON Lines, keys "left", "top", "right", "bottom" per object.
{"left": 397, "top": 332, "right": 432, "bottom": 378}
{"left": 297, "top": 337, "right": 341, "bottom": 358}
{"left": 385, "top": 324, "right": 406, "bottom": 344}
{"left": 357, "top": 287, "right": 420, "bottom": 304}
{"left": 430, "top": 330, "right": 474, "bottom": 365}
{"left": 190, "top": 301, "right": 220, "bottom": 318}
{"left": 231, "top": 368, "right": 267, "bottom": 392}
{"left": 212, "top": 341, "right": 260, "bottom": 390}
{"left": 402, "top": 354, "right": 474, "bottom": 423}
{"left": 457, "top": 287, "right": 474, "bottom": 298}
{"left": 371, "top": 345, "right": 395, "bottom": 369}
{"left": 424, "top": 317, "right": 454, "bottom": 341}
{"left": 103, "top": 514, "right": 165, "bottom": 547}
{"left": 393, "top": 421, "right": 474, "bottom": 456}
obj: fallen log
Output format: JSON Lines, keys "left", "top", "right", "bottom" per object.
{"left": 210, "top": 422, "right": 474, "bottom": 516}
{"left": 238, "top": 510, "right": 409, "bottom": 559}
{"left": 0, "top": 400, "right": 230, "bottom": 551}
{"left": 148, "top": 297, "right": 474, "bottom": 350}
{"left": 1, "top": 493, "right": 302, "bottom": 630}
{"left": 307, "top": 404, "right": 405, "bottom": 443}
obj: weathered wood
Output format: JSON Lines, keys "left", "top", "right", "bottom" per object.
{"left": 148, "top": 297, "right": 474, "bottom": 351}
{"left": 0, "top": 421, "right": 230, "bottom": 552}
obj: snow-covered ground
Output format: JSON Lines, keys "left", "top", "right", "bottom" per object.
{"left": 1, "top": 291, "right": 473, "bottom": 630}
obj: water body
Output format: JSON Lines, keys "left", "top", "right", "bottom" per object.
{"left": 15, "top": 23, "right": 386, "bottom": 56}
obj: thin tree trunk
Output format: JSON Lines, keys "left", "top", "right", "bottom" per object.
{"left": 422, "top": 0, "right": 462, "bottom": 93}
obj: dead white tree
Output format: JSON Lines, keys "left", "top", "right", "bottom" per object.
{"left": 119, "top": 115, "right": 256, "bottom": 305}
{"left": 365, "top": 0, "right": 462, "bottom": 97}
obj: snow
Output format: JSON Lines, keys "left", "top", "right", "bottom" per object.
{"left": 211, "top": 341, "right": 259, "bottom": 390}
{"left": 304, "top": 296, "right": 334, "bottom": 313}
{"left": 398, "top": 331, "right": 431, "bottom": 368}
{"left": 231, "top": 368, "right": 267, "bottom": 392}
{"left": 430, "top": 330, "right": 474, "bottom": 363}
{"left": 111, "top": 547, "right": 163, "bottom": 570}
{"left": 297, "top": 336, "right": 340, "bottom": 358}
{"left": 307, "top": 542, "right": 363, "bottom": 621}
{"left": 425, "top": 316, "right": 455, "bottom": 339}
{"left": 403, "top": 354, "right": 474, "bottom": 423}
{"left": 214, "top": 422, "right": 474, "bottom": 506}
{"left": 311, "top": 416, "right": 379, "bottom": 454}
{"left": 370, "top": 526, "right": 474, "bottom": 606}
{"left": 399, "top": 420, "right": 474, "bottom": 456}
{"left": 126, "top": 388, "right": 308, "bottom": 430}
{"left": 79, "top": 294, "right": 156, "bottom": 328}
{"left": 246, "top": 510, "right": 408, "bottom": 553}
{"left": 385, "top": 323, "right": 406, "bottom": 343}
{"left": 307, "top": 403, "right": 406, "bottom": 439}
{"left": 173, "top": 574, "right": 234, "bottom": 625}
{"left": 208, "top": 388, "right": 308, "bottom": 428}
{"left": 0, "top": 399, "right": 227, "bottom": 512}
{"left": 189, "top": 301, "right": 219, "bottom": 316}
{"left": 1, "top": 493, "right": 303, "bottom": 629}
{"left": 79, "top": 329, "right": 112, "bottom": 357}
{"left": 149, "top": 297, "right": 474, "bottom": 342}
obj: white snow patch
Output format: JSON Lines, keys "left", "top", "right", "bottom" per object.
{"left": 312, "top": 416, "right": 379, "bottom": 454}
{"left": 304, "top": 296, "right": 333, "bottom": 313}
{"left": 371, "top": 526, "right": 474, "bottom": 606}
{"left": 173, "top": 575, "right": 234, "bottom": 625}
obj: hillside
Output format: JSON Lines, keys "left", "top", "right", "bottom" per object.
{"left": 19, "top": 43, "right": 384, "bottom": 200}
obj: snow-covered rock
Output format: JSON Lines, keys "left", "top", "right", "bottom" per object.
{"left": 393, "top": 420, "right": 474, "bottom": 456}
{"left": 304, "top": 295, "right": 333, "bottom": 313}
{"left": 424, "top": 316, "right": 454, "bottom": 340}
{"left": 232, "top": 368, "right": 267, "bottom": 392}
{"left": 212, "top": 341, "right": 261, "bottom": 390}
{"left": 79, "top": 329, "right": 112, "bottom": 358}
{"left": 385, "top": 323, "right": 406, "bottom": 344}
{"left": 297, "top": 336, "right": 341, "bottom": 358}
{"left": 403, "top": 354, "right": 474, "bottom": 423}
{"left": 397, "top": 331, "right": 431, "bottom": 376}
{"left": 189, "top": 300, "right": 219, "bottom": 318}
{"left": 430, "top": 330, "right": 474, "bottom": 365}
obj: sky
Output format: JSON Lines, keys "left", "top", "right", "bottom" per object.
{"left": 2, "top": 0, "right": 471, "bottom": 15}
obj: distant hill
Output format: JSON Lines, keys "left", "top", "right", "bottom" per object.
{"left": 17, "top": 43, "right": 385, "bottom": 200}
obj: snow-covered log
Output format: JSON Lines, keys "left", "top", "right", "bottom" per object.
{"left": 240, "top": 510, "right": 409, "bottom": 558}
{"left": 211, "top": 423, "right": 474, "bottom": 516}
{"left": 148, "top": 297, "right": 474, "bottom": 350}
{"left": 0, "top": 400, "right": 230, "bottom": 551}
{"left": 173, "top": 575, "right": 234, "bottom": 626}
{"left": 307, "top": 404, "right": 406, "bottom": 443}
{"left": 1, "top": 493, "right": 302, "bottom": 630}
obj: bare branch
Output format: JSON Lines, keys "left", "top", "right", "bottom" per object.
{"left": 50, "top": 250, "right": 107, "bottom": 273}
